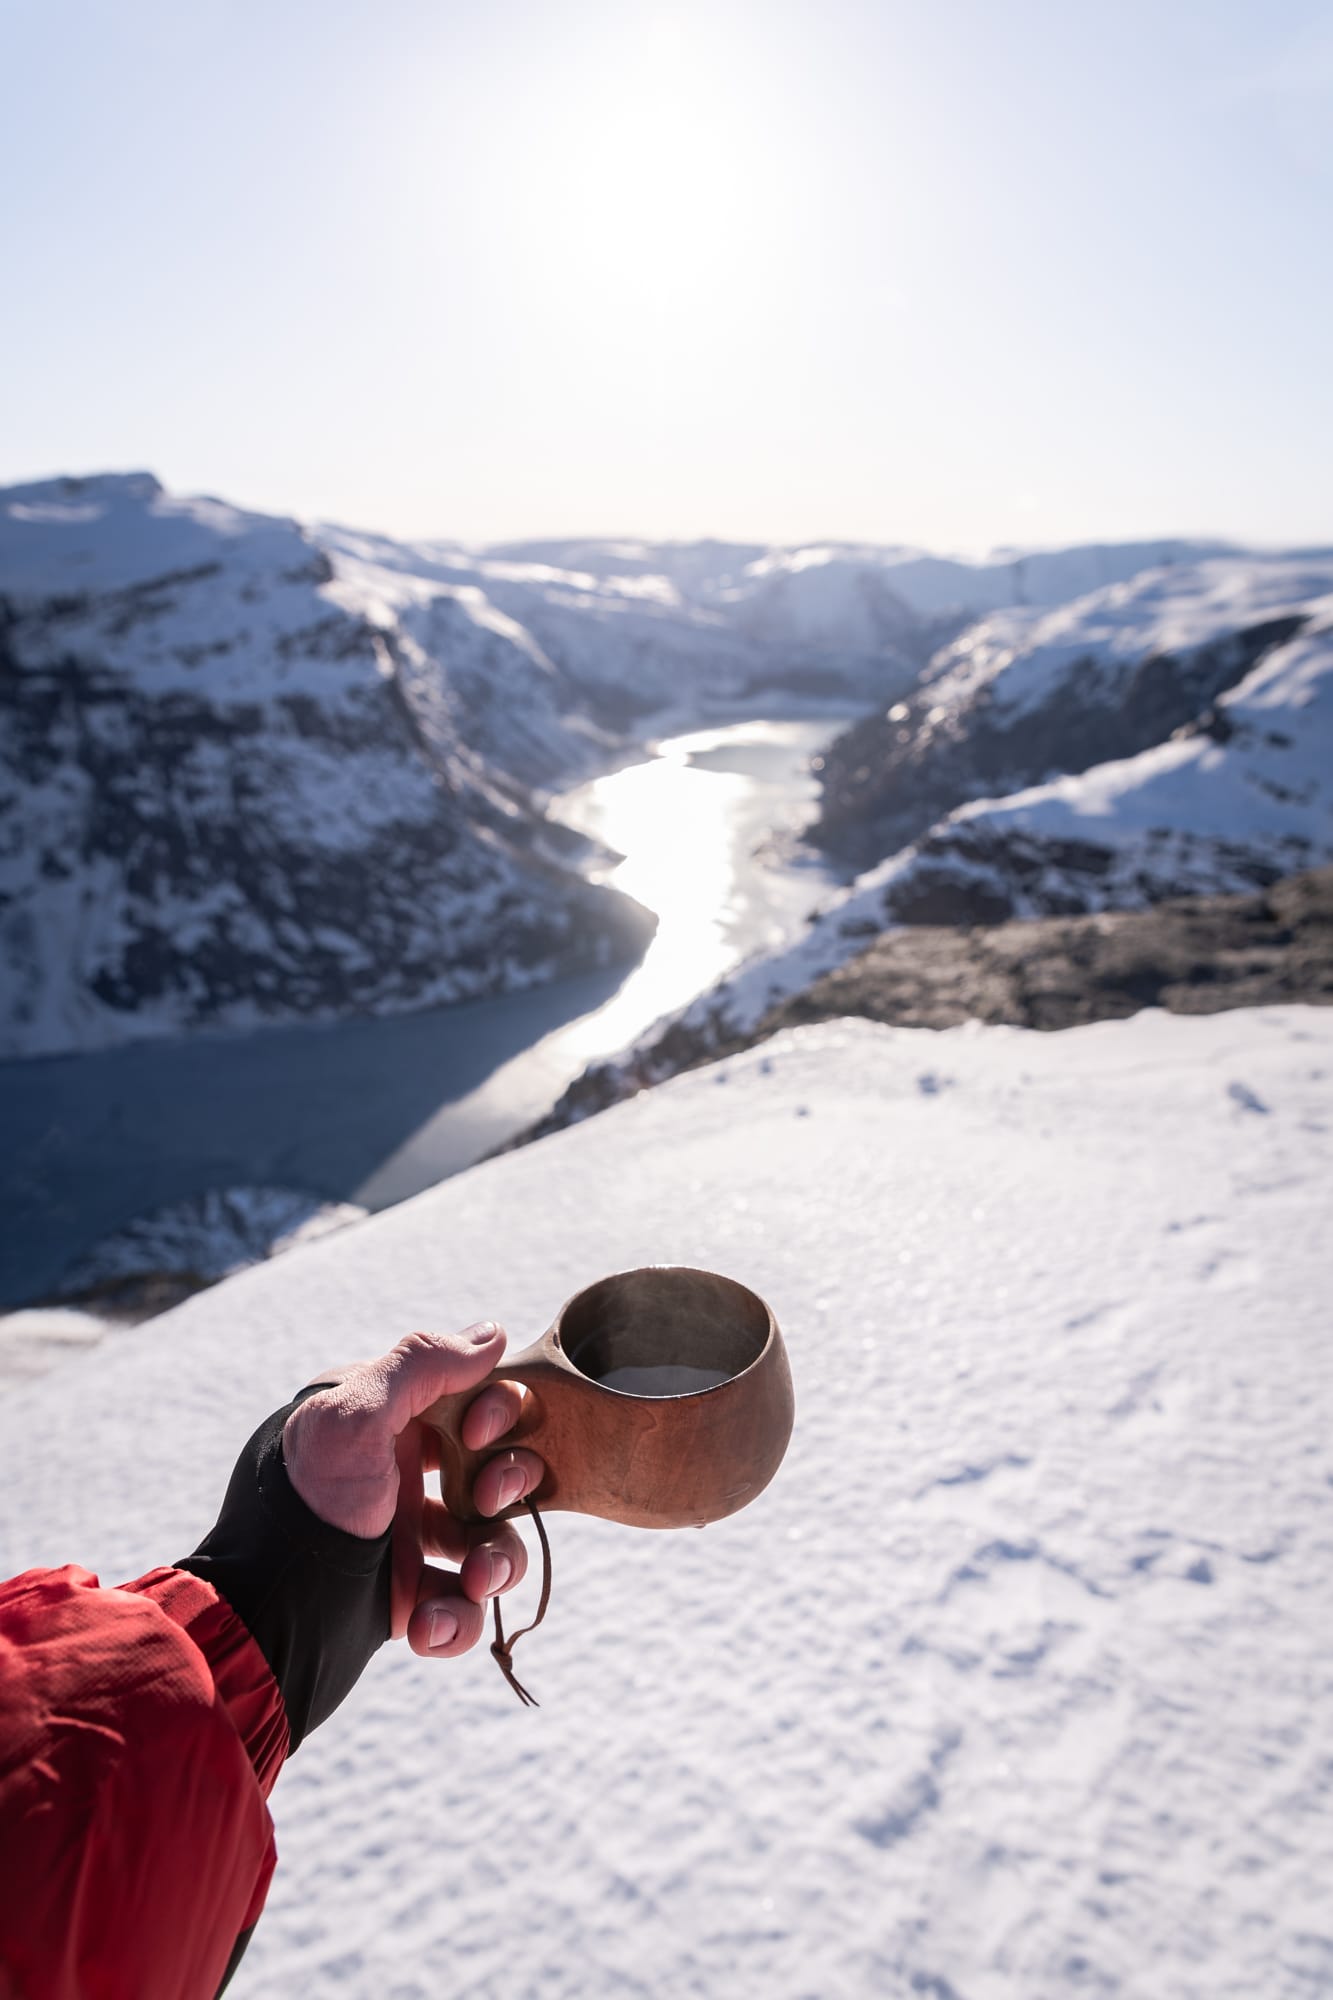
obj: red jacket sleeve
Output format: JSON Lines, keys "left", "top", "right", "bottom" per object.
{"left": 0, "top": 1563, "right": 289, "bottom": 2000}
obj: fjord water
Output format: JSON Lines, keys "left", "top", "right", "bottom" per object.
{"left": 1, "top": 716, "right": 849, "bottom": 1306}
{"left": 354, "top": 715, "right": 848, "bottom": 1207}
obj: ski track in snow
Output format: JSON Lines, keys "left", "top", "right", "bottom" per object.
{"left": 2, "top": 1009, "right": 1330, "bottom": 1999}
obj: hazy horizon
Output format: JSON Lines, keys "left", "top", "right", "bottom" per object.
{"left": 10, "top": 463, "right": 1328, "bottom": 567}
{"left": 4, "top": 0, "right": 1331, "bottom": 551}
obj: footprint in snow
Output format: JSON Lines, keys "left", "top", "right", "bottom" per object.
{"left": 1227, "top": 1080, "right": 1270, "bottom": 1115}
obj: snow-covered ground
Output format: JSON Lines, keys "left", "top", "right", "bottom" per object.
{"left": 2, "top": 1007, "right": 1330, "bottom": 1998}
{"left": 0, "top": 1304, "right": 111, "bottom": 1383}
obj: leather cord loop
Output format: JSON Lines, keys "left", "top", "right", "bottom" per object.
{"left": 490, "top": 1496, "right": 551, "bottom": 1707}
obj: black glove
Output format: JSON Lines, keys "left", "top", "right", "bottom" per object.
{"left": 177, "top": 1386, "right": 391, "bottom": 1752}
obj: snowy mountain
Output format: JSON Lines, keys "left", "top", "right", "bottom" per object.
{"left": 464, "top": 533, "right": 1241, "bottom": 693}
{"left": 2, "top": 1006, "right": 1329, "bottom": 1997}
{"left": 859, "top": 616, "right": 1333, "bottom": 927}
{"left": 482, "top": 533, "right": 1238, "bottom": 622}
{"left": 0, "top": 474, "right": 654, "bottom": 1059}
{"left": 314, "top": 524, "right": 925, "bottom": 719}
{"left": 706, "top": 536, "right": 1241, "bottom": 666}
{"left": 814, "top": 554, "right": 1331, "bottom": 865}
{"left": 532, "top": 561, "right": 1333, "bottom": 1113}
{"left": 798, "top": 572, "right": 1333, "bottom": 944}
{"left": 0, "top": 477, "right": 1302, "bottom": 1064}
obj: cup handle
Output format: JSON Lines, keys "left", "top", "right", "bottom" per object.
{"left": 417, "top": 1348, "right": 559, "bottom": 1525}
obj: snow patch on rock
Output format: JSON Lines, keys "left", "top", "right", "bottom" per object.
{"left": 59, "top": 1184, "right": 368, "bottom": 1292}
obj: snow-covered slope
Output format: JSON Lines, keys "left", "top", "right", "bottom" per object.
{"left": 866, "top": 610, "right": 1333, "bottom": 925}
{"left": 485, "top": 533, "right": 1238, "bottom": 624}
{"left": 323, "top": 532, "right": 1244, "bottom": 721}
{"left": 814, "top": 554, "right": 1331, "bottom": 864}
{"left": 315, "top": 524, "right": 922, "bottom": 719}
{"left": 710, "top": 536, "right": 1240, "bottom": 665}
{"left": 0, "top": 475, "right": 653, "bottom": 1058}
{"left": 2, "top": 1009, "right": 1329, "bottom": 1998}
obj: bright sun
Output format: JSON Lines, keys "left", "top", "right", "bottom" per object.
{"left": 505, "top": 13, "right": 791, "bottom": 328}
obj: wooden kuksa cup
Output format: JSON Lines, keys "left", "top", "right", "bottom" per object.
{"left": 420, "top": 1266, "right": 795, "bottom": 1531}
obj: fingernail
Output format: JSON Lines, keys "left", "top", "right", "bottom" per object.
{"left": 481, "top": 1402, "right": 511, "bottom": 1446}
{"left": 486, "top": 1552, "right": 513, "bottom": 1595}
{"left": 428, "top": 1608, "right": 458, "bottom": 1650}
{"left": 465, "top": 1321, "right": 499, "bottom": 1344}
{"left": 497, "top": 1466, "right": 527, "bottom": 1510}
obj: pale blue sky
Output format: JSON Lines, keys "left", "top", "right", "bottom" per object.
{"left": 2, "top": 0, "right": 1330, "bottom": 550}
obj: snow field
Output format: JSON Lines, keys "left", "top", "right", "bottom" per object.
{"left": 1, "top": 1010, "right": 1330, "bottom": 1997}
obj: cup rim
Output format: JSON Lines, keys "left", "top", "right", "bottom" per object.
{"left": 550, "top": 1263, "right": 776, "bottom": 1399}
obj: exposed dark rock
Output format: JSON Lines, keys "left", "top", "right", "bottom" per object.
{"left": 764, "top": 867, "right": 1333, "bottom": 1034}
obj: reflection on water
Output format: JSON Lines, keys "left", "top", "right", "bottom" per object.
{"left": 552, "top": 721, "right": 831, "bottom": 1060}
{"left": 556, "top": 755, "right": 745, "bottom": 1053}
{"left": 358, "top": 717, "right": 847, "bottom": 1203}
{"left": 1, "top": 715, "right": 851, "bottom": 1303}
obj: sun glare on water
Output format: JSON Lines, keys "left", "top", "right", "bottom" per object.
{"left": 552, "top": 732, "right": 750, "bottom": 1058}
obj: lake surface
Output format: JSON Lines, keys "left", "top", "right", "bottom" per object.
{"left": 0, "top": 715, "right": 850, "bottom": 1306}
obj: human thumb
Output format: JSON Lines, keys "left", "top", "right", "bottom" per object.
{"left": 377, "top": 1322, "right": 507, "bottom": 1434}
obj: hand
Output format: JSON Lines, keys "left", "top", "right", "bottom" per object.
{"left": 281, "top": 1324, "right": 545, "bottom": 1661}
